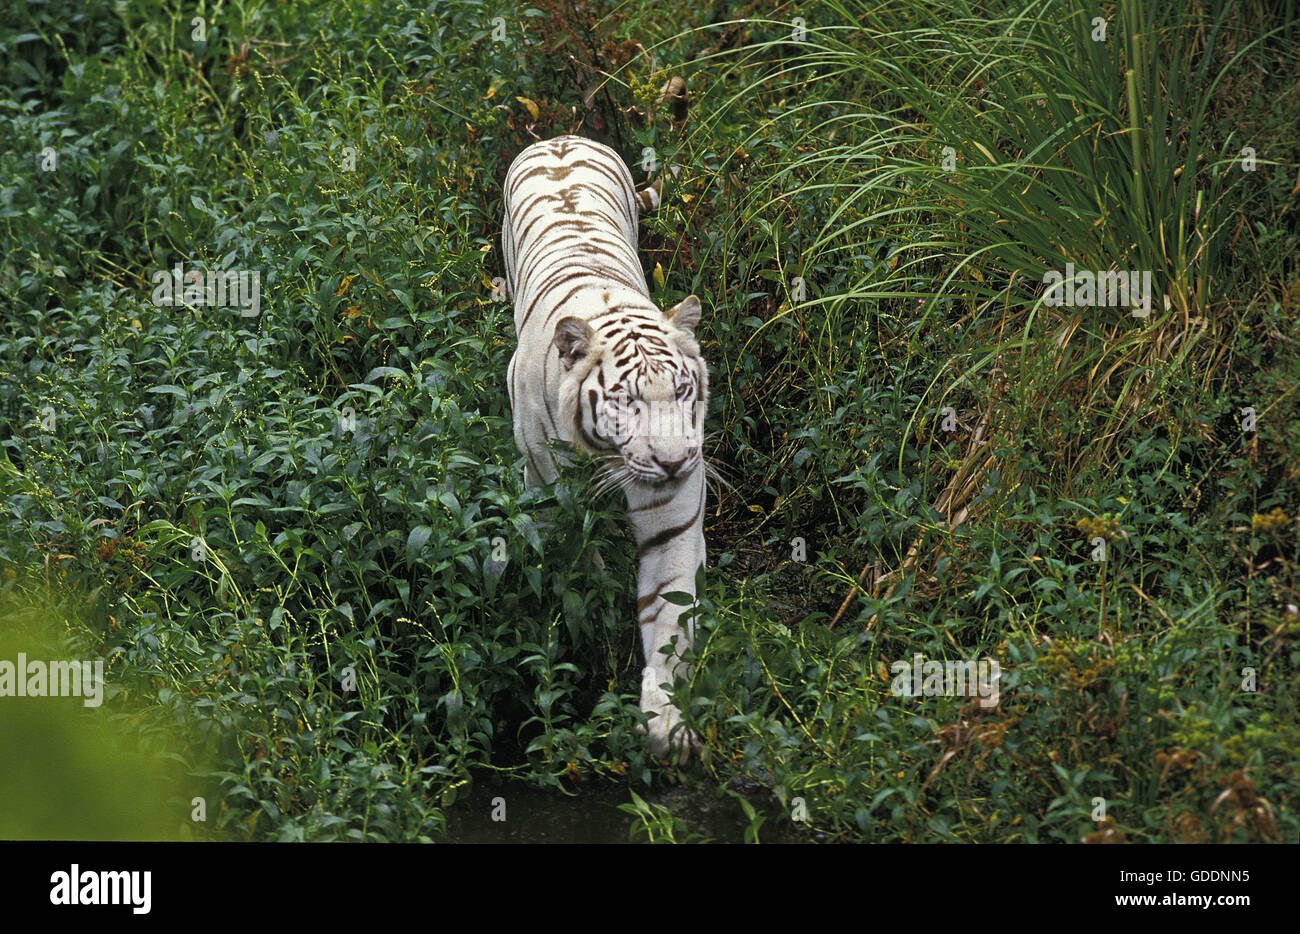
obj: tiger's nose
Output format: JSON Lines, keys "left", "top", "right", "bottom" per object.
{"left": 654, "top": 453, "right": 687, "bottom": 477}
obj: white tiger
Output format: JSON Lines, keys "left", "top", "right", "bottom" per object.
{"left": 502, "top": 135, "right": 708, "bottom": 763}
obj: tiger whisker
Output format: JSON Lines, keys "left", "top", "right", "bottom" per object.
{"left": 701, "top": 458, "right": 733, "bottom": 499}
{"left": 592, "top": 454, "right": 632, "bottom": 499}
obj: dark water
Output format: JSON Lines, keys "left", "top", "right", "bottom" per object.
{"left": 434, "top": 779, "right": 797, "bottom": 844}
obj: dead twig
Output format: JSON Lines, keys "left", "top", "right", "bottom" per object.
{"left": 828, "top": 404, "right": 993, "bottom": 630}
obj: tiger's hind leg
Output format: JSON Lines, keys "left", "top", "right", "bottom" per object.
{"left": 632, "top": 77, "right": 688, "bottom": 214}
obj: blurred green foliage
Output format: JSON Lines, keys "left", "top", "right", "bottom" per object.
{"left": 0, "top": 602, "right": 195, "bottom": 840}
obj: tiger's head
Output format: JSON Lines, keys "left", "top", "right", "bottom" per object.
{"left": 553, "top": 294, "right": 707, "bottom": 491}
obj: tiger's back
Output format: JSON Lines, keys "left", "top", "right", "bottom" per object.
{"left": 501, "top": 135, "right": 708, "bottom": 762}
{"left": 503, "top": 136, "right": 651, "bottom": 334}
{"left": 504, "top": 136, "right": 660, "bottom": 484}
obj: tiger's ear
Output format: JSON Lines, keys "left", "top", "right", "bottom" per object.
{"left": 665, "top": 294, "right": 702, "bottom": 336}
{"left": 554, "top": 316, "right": 596, "bottom": 369}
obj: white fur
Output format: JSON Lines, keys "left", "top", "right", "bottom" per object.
{"left": 503, "top": 136, "right": 707, "bottom": 762}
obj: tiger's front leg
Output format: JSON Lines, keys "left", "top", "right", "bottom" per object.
{"left": 626, "top": 466, "right": 706, "bottom": 764}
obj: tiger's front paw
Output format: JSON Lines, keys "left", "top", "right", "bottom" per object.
{"left": 642, "top": 706, "right": 700, "bottom": 766}
{"left": 636, "top": 668, "right": 700, "bottom": 765}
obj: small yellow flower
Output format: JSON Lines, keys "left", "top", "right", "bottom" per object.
{"left": 1251, "top": 507, "right": 1290, "bottom": 533}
